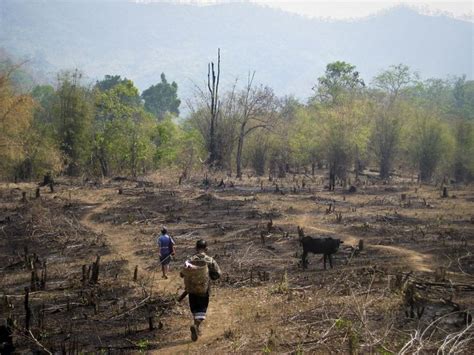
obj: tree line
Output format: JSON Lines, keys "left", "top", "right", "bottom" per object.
{"left": 1, "top": 57, "right": 473, "bottom": 184}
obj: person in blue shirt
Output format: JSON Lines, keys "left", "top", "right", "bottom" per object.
{"left": 157, "top": 227, "right": 175, "bottom": 279}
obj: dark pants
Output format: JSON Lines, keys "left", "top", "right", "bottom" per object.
{"left": 189, "top": 293, "right": 209, "bottom": 320}
{"left": 160, "top": 254, "right": 172, "bottom": 265}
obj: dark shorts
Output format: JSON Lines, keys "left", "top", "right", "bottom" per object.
{"left": 160, "top": 254, "right": 172, "bottom": 265}
{"left": 189, "top": 293, "right": 209, "bottom": 320}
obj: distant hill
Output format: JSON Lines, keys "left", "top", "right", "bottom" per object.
{"left": 0, "top": 1, "right": 472, "bottom": 102}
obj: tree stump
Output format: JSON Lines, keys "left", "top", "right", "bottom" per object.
{"left": 133, "top": 265, "right": 138, "bottom": 281}
{"left": 90, "top": 255, "right": 100, "bottom": 284}
{"left": 267, "top": 219, "right": 273, "bottom": 232}
{"left": 442, "top": 187, "right": 448, "bottom": 198}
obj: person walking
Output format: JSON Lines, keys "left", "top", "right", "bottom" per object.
{"left": 157, "top": 227, "right": 175, "bottom": 279}
{"left": 182, "top": 239, "right": 221, "bottom": 341}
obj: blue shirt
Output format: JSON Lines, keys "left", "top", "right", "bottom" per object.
{"left": 157, "top": 234, "right": 175, "bottom": 256}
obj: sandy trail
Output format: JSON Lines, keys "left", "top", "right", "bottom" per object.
{"left": 77, "top": 194, "right": 235, "bottom": 353}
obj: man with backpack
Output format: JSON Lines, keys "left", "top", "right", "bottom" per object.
{"left": 181, "top": 239, "right": 221, "bottom": 341}
{"left": 157, "top": 226, "right": 175, "bottom": 279}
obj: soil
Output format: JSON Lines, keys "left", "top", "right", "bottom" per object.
{"left": 0, "top": 171, "right": 473, "bottom": 353}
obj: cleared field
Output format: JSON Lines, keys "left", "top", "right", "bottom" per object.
{"left": 1, "top": 172, "right": 473, "bottom": 353}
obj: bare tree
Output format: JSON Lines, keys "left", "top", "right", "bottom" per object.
{"left": 207, "top": 48, "right": 220, "bottom": 167}
{"left": 235, "top": 72, "right": 277, "bottom": 179}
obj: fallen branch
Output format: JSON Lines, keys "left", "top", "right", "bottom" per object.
{"left": 107, "top": 296, "right": 150, "bottom": 320}
{"left": 28, "top": 330, "right": 53, "bottom": 355}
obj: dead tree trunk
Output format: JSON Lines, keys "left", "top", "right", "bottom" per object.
{"left": 208, "top": 48, "right": 220, "bottom": 167}
{"left": 236, "top": 128, "right": 245, "bottom": 179}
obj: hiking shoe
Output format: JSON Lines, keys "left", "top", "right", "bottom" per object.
{"left": 190, "top": 325, "right": 198, "bottom": 341}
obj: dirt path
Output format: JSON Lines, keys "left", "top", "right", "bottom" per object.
{"left": 77, "top": 194, "right": 236, "bottom": 353}
{"left": 293, "top": 214, "right": 433, "bottom": 272}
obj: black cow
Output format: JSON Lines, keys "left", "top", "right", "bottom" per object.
{"left": 300, "top": 236, "right": 343, "bottom": 270}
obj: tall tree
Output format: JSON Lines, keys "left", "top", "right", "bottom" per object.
{"left": 407, "top": 109, "right": 452, "bottom": 182}
{"left": 372, "top": 64, "right": 413, "bottom": 105}
{"left": 93, "top": 77, "right": 154, "bottom": 177}
{"left": 53, "top": 70, "right": 93, "bottom": 175}
{"left": 371, "top": 64, "right": 413, "bottom": 179}
{"left": 141, "top": 73, "right": 180, "bottom": 119}
{"left": 320, "top": 99, "right": 371, "bottom": 190}
{"left": 313, "top": 61, "right": 365, "bottom": 105}
{"left": 289, "top": 104, "right": 321, "bottom": 175}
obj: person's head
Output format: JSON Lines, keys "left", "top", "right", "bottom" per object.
{"left": 161, "top": 226, "right": 168, "bottom": 235}
{"left": 196, "top": 239, "right": 207, "bottom": 252}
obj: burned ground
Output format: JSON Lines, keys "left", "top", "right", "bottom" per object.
{"left": 0, "top": 172, "right": 473, "bottom": 353}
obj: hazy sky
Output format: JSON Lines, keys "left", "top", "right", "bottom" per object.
{"left": 259, "top": 1, "right": 473, "bottom": 20}
{"left": 148, "top": 1, "right": 473, "bottom": 20}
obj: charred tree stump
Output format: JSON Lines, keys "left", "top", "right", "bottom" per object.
{"left": 40, "top": 262, "right": 47, "bottom": 290}
{"left": 267, "top": 218, "right": 273, "bottom": 232}
{"left": 358, "top": 239, "right": 364, "bottom": 252}
{"left": 24, "top": 288, "right": 31, "bottom": 330}
{"left": 35, "top": 188, "right": 40, "bottom": 199}
{"left": 81, "top": 265, "right": 87, "bottom": 287}
{"left": 442, "top": 187, "right": 448, "bottom": 198}
{"left": 21, "top": 191, "right": 27, "bottom": 203}
{"left": 90, "top": 255, "right": 100, "bottom": 284}
{"left": 133, "top": 266, "right": 138, "bottom": 281}
{"left": 146, "top": 304, "right": 154, "bottom": 331}
{"left": 326, "top": 203, "right": 334, "bottom": 214}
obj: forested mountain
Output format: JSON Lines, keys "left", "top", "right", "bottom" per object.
{"left": 0, "top": 1, "right": 472, "bottom": 99}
